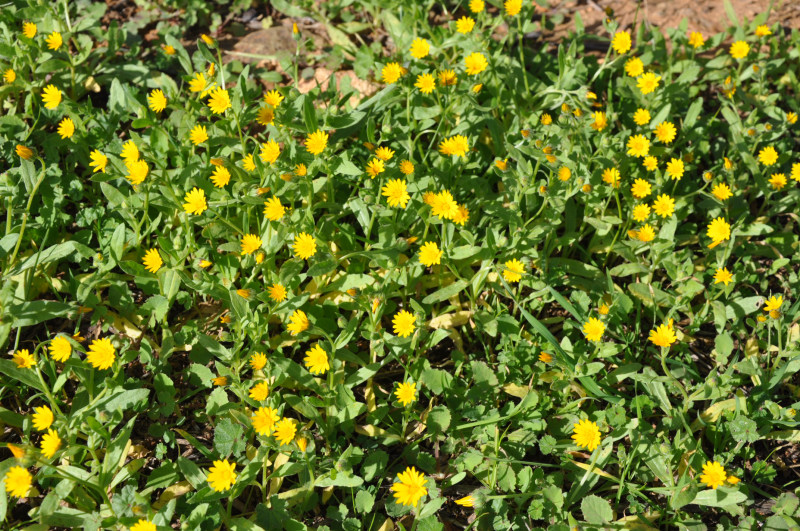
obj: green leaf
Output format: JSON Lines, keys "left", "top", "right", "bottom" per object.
{"left": 426, "top": 406, "right": 451, "bottom": 436}
{"left": 10, "top": 300, "right": 73, "bottom": 328}
{"left": 214, "top": 418, "right": 245, "bottom": 457}
{"left": 177, "top": 456, "right": 206, "bottom": 489}
{"left": 7, "top": 241, "right": 93, "bottom": 276}
{"left": 0, "top": 359, "right": 45, "bottom": 391}
{"left": 581, "top": 494, "right": 613, "bottom": 524}
{"left": 354, "top": 490, "right": 374, "bottom": 513}
{"left": 729, "top": 415, "right": 759, "bottom": 443}
{"left": 422, "top": 280, "right": 468, "bottom": 305}
{"left": 361, "top": 450, "right": 388, "bottom": 482}
{"left": 302, "top": 95, "right": 318, "bottom": 132}
{"left": 692, "top": 487, "right": 747, "bottom": 507}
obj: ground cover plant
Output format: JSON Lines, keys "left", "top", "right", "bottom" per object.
{"left": 1, "top": 0, "right": 800, "bottom": 529}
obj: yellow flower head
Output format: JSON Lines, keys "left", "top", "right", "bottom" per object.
{"left": 755, "top": 25, "right": 772, "bottom": 37}
{"left": 293, "top": 232, "right": 317, "bottom": 260}
{"left": 148, "top": 89, "right": 167, "bottom": 113}
{"left": 32, "top": 405, "right": 54, "bottom": 431}
{"left": 42, "top": 84, "right": 62, "bottom": 109}
{"left": 419, "top": 241, "right": 443, "bottom": 267}
{"left": 189, "top": 72, "right": 208, "bottom": 93}
{"left": 46, "top": 31, "right": 62, "bottom": 50}
{"left": 249, "top": 352, "right": 267, "bottom": 371}
{"left": 210, "top": 166, "right": 230, "bottom": 188}
{"left": 125, "top": 159, "right": 149, "bottom": 186}
{"left": 22, "top": 22, "right": 37, "bottom": 39}
{"left": 558, "top": 166, "right": 571, "bottom": 181}
{"left": 143, "top": 249, "right": 163, "bottom": 273}
{"left": 572, "top": 418, "right": 601, "bottom": 451}
{"left": 249, "top": 381, "right": 269, "bottom": 401}
{"left": 665, "top": 157, "right": 685, "bottom": 180}
{"left": 87, "top": 337, "right": 116, "bottom": 370}
{"left": 649, "top": 321, "right": 677, "bottom": 348}
{"left": 392, "top": 467, "right": 428, "bottom": 507}
{"left": 631, "top": 179, "right": 651, "bottom": 199}
{"left": 4, "top": 466, "right": 32, "bottom": 498}
{"left": 381, "top": 62, "right": 406, "bottom": 84}
{"left": 688, "top": 31, "right": 705, "bottom": 48}
{"left": 633, "top": 108, "right": 651, "bottom": 126}
{"left": 240, "top": 234, "right": 263, "bottom": 256}
{"left": 591, "top": 111, "right": 607, "bottom": 131}
{"left": 252, "top": 406, "right": 280, "bottom": 435}
{"left": 758, "top": 146, "right": 778, "bottom": 166}
{"left": 49, "top": 336, "right": 72, "bottom": 362}
{"left": 16, "top": 144, "right": 33, "bottom": 160}
{"left": 273, "top": 418, "right": 297, "bottom": 446}
{"left": 769, "top": 173, "right": 787, "bottom": 190}
{"left": 305, "top": 129, "right": 328, "bottom": 155}
{"left": 699, "top": 461, "right": 727, "bottom": 489}
{"left": 287, "top": 309, "right": 309, "bottom": 336}
{"left": 130, "top": 520, "right": 157, "bottom": 531}
{"left": 763, "top": 294, "right": 783, "bottom": 313}
{"left": 121, "top": 139, "right": 139, "bottom": 164}
{"left": 415, "top": 73, "right": 436, "bottom": 94}
{"left": 464, "top": 52, "right": 488, "bottom": 75}
{"left": 190, "top": 125, "right": 208, "bottom": 145}
{"left": 264, "top": 90, "right": 284, "bottom": 107}
{"left": 382, "top": 179, "right": 410, "bottom": 208}
{"left": 455, "top": 16, "right": 475, "bottom": 34}
{"left": 626, "top": 134, "right": 650, "bottom": 158}
{"left": 438, "top": 69, "right": 457, "bottom": 86}
{"left": 730, "top": 40, "right": 750, "bottom": 60}
{"left": 410, "top": 38, "right": 430, "bottom": 59}
{"left": 304, "top": 343, "right": 329, "bottom": 375}
{"left": 263, "top": 196, "right": 285, "bottom": 221}
{"left": 643, "top": 156, "right": 658, "bottom": 171}
{"left": 470, "top": 0, "right": 484, "bottom": 13}
{"left": 655, "top": 121, "right": 677, "bottom": 144}
{"left": 12, "top": 349, "right": 35, "bottom": 369}
{"left": 268, "top": 283, "right": 287, "bottom": 303}
{"left": 400, "top": 160, "right": 415, "bottom": 175}
{"left": 637, "top": 224, "right": 656, "bottom": 242}
{"left": 611, "top": 31, "right": 632, "bottom": 54}
{"left": 625, "top": 56, "right": 644, "bottom": 77}
{"left": 207, "top": 87, "right": 231, "bottom": 114}
{"left": 4, "top": 69, "right": 16, "bottom": 83}
{"left": 395, "top": 381, "right": 417, "bottom": 406}
{"left": 40, "top": 429, "right": 61, "bottom": 458}
{"left": 503, "top": 259, "right": 525, "bottom": 283}
{"left": 505, "top": 0, "right": 522, "bottom": 16}
{"left": 392, "top": 310, "right": 416, "bottom": 338}
{"left": 637, "top": 72, "right": 661, "bottom": 95}
{"left": 259, "top": 140, "right": 280, "bottom": 164}
{"left": 652, "top": 194, "right": 675, "bottom": 218}
{"left": 539, "top": 352, "right": 553, "bottom": 363}
{"left": 438, "top": 135, "right": 470, "bottom": 157}
{"left": 632, "top": 204, "right": 650, "bottom": 222}
{"left": 712, "top": 183, "right": 732, "bottom": 201}
{"left": 583, "top": 317, "right": 605, "bottom": 342}
{"left": 207, "top": 459, "right": 236, "bottom": 492}
{"left": 714, "top": 268, "right": 733, "bottom": 286}
{"left": 706, "top": 217, "right": 731, "bottom": 248}
{"left": 183, "top": 187, "right": 207, "bottom": 215}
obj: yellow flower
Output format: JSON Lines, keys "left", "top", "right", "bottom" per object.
{"left": 210, "top": 166, "right": 230, "bottom": 188}
{"left": 259, "top": 140, "right": 280, "bottom": 164}
{"left": 688, "top": 31, "right": 705, "bottom": 48}
{"left": 654, "top": 121, "right": 676, "bottom": 143}
{"left": 598, "top": 168, "right": 618, "bottom": 187}
{"left": 632, "top": 204, "right": 650, "bottom": 222}
{"left": 455, "top": 495, "right": 475, "bottom": 507}
{"left": 583, "top": 317, "right": 605, "bottom": 342}
{"left": 125, "top": 159, "right": 149, "bottom": 186}
{"left": 504, "top": 0, "right": 522, "bottom": 16}
{"left": 200, "top": 33, "right": 215, "bottom": 46}
{"left": 4, "top": 466, "right": 32, "bottom": 498}
{"left": 364, "top": 158, "right": 385, "bottom": 178}
{"left": 649, "top": 321, "right": 677, "bottom": 348}
{"left": 382, "top": 179, "right": 410, "bottom": 208}
{"left": 453, "top": 204, "right": 470, "bottom": 225}
{"left": 730, "top": 41, "right": 750, "bottom": 60}
{"left": 643, "top": 156, "right": 658, "bottom": 171}
{"left": 438, "top": 135, "right": 470, "bottom": 157}
{"left": 22, "top": 22, "right": 37, "bottom": 39}
{"left": 630, "top": 179, "right": 651, "bottom": 199}
{"left": 711, "top": 183, "right": 732, "bottom": 201}
{"left": 393, "top": 310, "right": 416, "bottom": 338}
{"left": 183, "top": 187, "right": 207, "bottom": 215}
{"left": 637, "top": 224, "right": 656, "bottom": 242}
{"left": 252, "top": 406, "right": 280, "bottom": 435}
{"left": 495, "top": 159, "right": 508, "bottom": 171}
{"left": 304, "top": 344, "right": 329, "bottom": 375}
{"left": 130, "top": 519, "right": 157, "bottom": 531}
{"left": 652, "top": 194, "right": 675, "bottom": 218}
{"left": 148, "top": 89, "right": 167, "bottom": 113}
{"left": 755, "top": 25, "right": 772, "bottom": 37}
{"left": 558, "top": 166, "right": 571, "bottom": 181}
{"left": 419, "top": 241, "right": 443, "bottom": 267}
{"left": 268, "top": 283, "right": 287, "bottom": 303}
{"left": 207, "top": 87, "right": 231, "bottom": 114}
{"left": 590, "top": 111, "right": 607, "bottom": 131}
{"left": 142, "top": 249, "right": 163, "bottom": 273}
{"left": 714, "top": 268, "right": 733, "bottom": 286}
{"left": 381, "top": 62, "right": 406, "bottom": 84}
{"left": 46, "top": 31, "right": 62, "bottom": 50}
{"left": 207, "top": 459, "right": 237, "bottom": 492}
{"left": 706, "top": 217, "right": 731, "bottom": 248}
{"left": 255, "top": 106, "right": 275, "bottom": 126}
{"left": 611, "top": 30, "right": 631, "bottom": 54}
{"left": 263, "top": 90, "right": 284, "bottom": 107}
{"left": 263, "top": 196, "right": 285, "bottom": 221}
{"left": 162, "top": 44, "right": 176, "bottom": 55}
{"left": 626, "top": 134, "right": 650, "bottom": 158}
{"left": 430, "top": 190, "right": 459, "bottom": 220}
{"left": 787, "top": 111, "right": 798, "bottom": 125}
{"left": 410, "top": 38, "right": 430, "bottom": 59}
{"left": 249, "top": 352, "right": 267, "bottom": 371}
{"left": 665, "top": 157, "right": 685, "bottom": 180}
{"left": 242, "top": 154, "right": 256, "bottom": 171}
{"left": 469, "top": 0, "right": 484, "bottom": 12}
{"left": 49, "top": 336, "right": 72, "bottom": 362}
{"left": 273, "top": 418, "right": 297, "bottom": 446}
{"left": 190, "top": 124, "right": 208, "bottom": 145}
{"left": 249, "top": 381, "right": 269, "bottom": 401}
{"left": 539, "top": 352, "right": 553, "bottom": 363}
{"left": 305, "top": 129, "right": 328, "bottom": 155}
{"left": 699, "top": 461, "right": 727, "bottom": 489}
{"left": 15, "top": 144, "right": 33, "bottom": 160}
{"left": 633, "top": 108, "right": 651, "bottom": 126}
{"left": 121, "top": 139, "right": 139, "bottom": 163}
{"left": 87, "top": 337, "right": 116, "bottom": 370}
{"left": 212, "top": 375, "right": 227, "bottom": 386}
{"left": 32, "top": 405, "right": 54, "bottom": 431}
{"left": 637, "top": 72, "right": 661, "bottom": 95}
{"left": 240, "top": 234, "right": 263, "bottom": 256}
{"left": 400, "top": 160, "right": 415, "bottom": 175}
{"left": 769, "top": 173, "right": 787, "bottom": 190}
{"left": 625, "top": 56, "right": 644, "bottom": 77}
{"left": 764, "top": 295, "right": 783, "bottom": 313}
{"left": 395, "top": 382, "right": 417, "bottom": 406}
{"left": 758, "top": 146, "right": 778, "bottom": 166}
{"left": 189, "top": 72, "right": 207, "bottom": 92}
{"left": 40, "top": 429, "right": 61, "bottom": 458}
{"left": 42, "top": 84, "right": 62, "bottom": 109}
{"left": 438, "top": 69, "right": 457, "bottom": 86}
{"left": 12, "top": 349, "right": 35, "bottom": 369}
{"left": 293, "top": 233, "right": 317, "bottom": 260}
{"left": 455, "top": 16, "right": 475, "bottom": 34}
{"left": 4, "top": 69, "right": 16, "bottom": 83}
{"left": 373, "top": 146, "right": 394, "bottom": 161}
{"left": 287, "top": 309, "right": 309, "bottom": 336}
{"left": 572, "top": 418, "right": 602, "bottom": 451}
{"left": 464, "top": 52, "right": 488, "bottom": 75}
{"left": 415, "top": 73, "right": 436, "bottom": 94}
{"left": 503, "top": 259, "right": 525, "bottom": 283}
{"left": 392, "top": 467, "right": 428, "bottom": 507}
{"left": 295, "top": 163, "right": 308, "bottom": 176}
